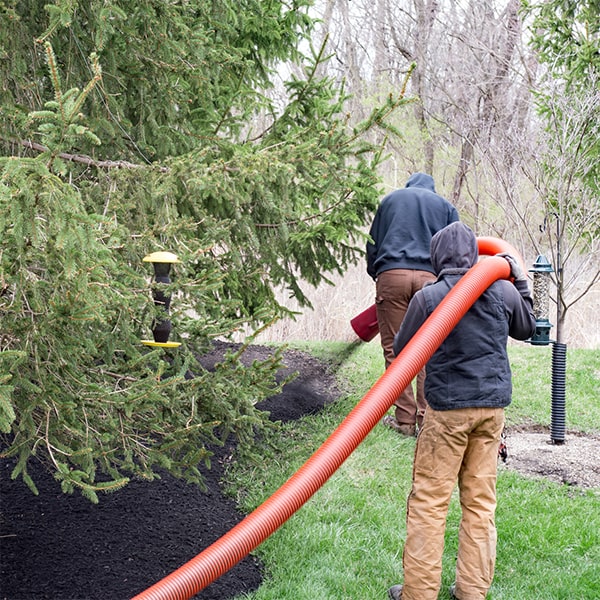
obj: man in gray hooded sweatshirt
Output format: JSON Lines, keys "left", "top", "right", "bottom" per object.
{"left": 367, "top": 173, "right": 459, "bottom": 436}
{"left": 387, "top": 222, "right": 536, "bottom": 600}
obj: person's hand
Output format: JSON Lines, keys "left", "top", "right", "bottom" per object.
{"left": 496, "top": 253, "right": 526, "bottom": 281}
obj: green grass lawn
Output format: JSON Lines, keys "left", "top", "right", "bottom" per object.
{"left": 225, "top": 342, "right": 600, "bottom": 599}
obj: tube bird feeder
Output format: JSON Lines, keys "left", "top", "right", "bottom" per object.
{"left": 528, "top": 254, "right": 554, "bottom": 346}
{"left": 141, "top": 251, "right": 182, "bottom": 349}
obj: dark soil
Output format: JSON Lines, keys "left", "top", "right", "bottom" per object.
{"left": 0, "top": 342, "right": 341, "bottom": 600}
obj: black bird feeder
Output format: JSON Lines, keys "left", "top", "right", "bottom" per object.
{"left": 141, "top": 251, "right": 182, "bottom": 349}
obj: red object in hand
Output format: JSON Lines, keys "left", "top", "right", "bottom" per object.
{"left": 350, "top": 304, "right": 379, "bottom": 342}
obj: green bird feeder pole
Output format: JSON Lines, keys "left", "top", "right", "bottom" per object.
{"left": 528, "top": 254, "right": 566, "bottom": 445}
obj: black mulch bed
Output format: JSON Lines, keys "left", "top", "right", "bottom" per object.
{"left": 1, "top": 342, "right": 342, "bottom": 600}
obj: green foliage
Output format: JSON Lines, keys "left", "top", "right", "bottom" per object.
{"left": 524, "top": 0, "right": 600, "bottom": 85}
{"left": 28, "top": 42, "right": 102, "bottom": 158}
{"left": 0, "top": 0, "right": 315, "bottom": 161}
{"left": 0, "top": 2, "right": 411, "bottom": 499}
{"left": 523, "top": 0, "right": 600, "bottom": 190}
{"left": 0, "top": 154, "right": 288, "bottom": 503}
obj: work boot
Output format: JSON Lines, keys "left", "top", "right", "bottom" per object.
{"left": 449, "top": 583, "right": 458, "bottom": 599}
{"left": 387, "top": 584, "right": 403, "bottom": 599}
{"left": 382, "top": 415, "right": 416, "bottom": 437}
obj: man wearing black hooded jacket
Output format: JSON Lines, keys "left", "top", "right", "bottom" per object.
{"left": 367, "top": 173, "right": 459, "bottom": 436}
{"left": 387, "top": 222, "right": 536, "bottom": 600}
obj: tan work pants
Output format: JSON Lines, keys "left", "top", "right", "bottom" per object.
{"left": 375, "top": 269, "right": 435, "bottom": 428}
{"left": 401, "top": 407, "right": 505, "bottom": 600}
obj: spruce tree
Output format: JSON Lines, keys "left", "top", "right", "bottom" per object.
{"left": 0, "top": 1, "right": 410, "bottom": 500}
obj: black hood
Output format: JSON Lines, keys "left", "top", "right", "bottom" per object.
{"left": 430, "top": 221, "right": 478, "bottom": 274}
{"left": 404, "top": 172, "right": 435, "bottom": 192}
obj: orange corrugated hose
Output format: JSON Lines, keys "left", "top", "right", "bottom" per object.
{"left": 133, "top": 239, "right": 517, "bottom": 600}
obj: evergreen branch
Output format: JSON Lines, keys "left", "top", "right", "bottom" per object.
{"left": 254, "top": 189, "right": 352, "bottom": 228}
{"left": 63, "top": 475, "right": 130, "bottom": 494}
{"left": 67, "top": 53, "right": 102, "bottom": 122}
{"left": 350, "top": 63, "right": 417, "bottom": 143}
{"left": 97, "top": 370, "right": 137, "bottom": 383}
{"left": 246, "top": 35, "right": 333, "bottom": 144}
{"left": 9, "top": 138, "right": 169, "bottom": 172}
{"left": 44, "top": 43, "right": 65, "bottom": 123}
{"left": 301, "top": 34, "right": 330, "bottom": 102}
{"left": 213, "top": 65, "right": 248, "bottom": 136}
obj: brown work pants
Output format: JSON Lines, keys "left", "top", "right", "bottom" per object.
{"left": 375, "top": 269, "right": 435, "bottom": 428}
{"left": 401, "top": 407, "right": 505, "bottom": 600}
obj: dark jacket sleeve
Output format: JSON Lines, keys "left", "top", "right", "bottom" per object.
{"left": 366, "top": 208, "right": 381, "bottom": 280}
{"left": 449, "top": 205, "right": 460, "bottom": 225}
{"left": 366, "top": 239, "right": 378, "bottom": 280}
{"left": 503, "top": 279, "right": 537, "bottom": 341}
{"left": 392, "top": 292, "right": 428, "bottom": 356}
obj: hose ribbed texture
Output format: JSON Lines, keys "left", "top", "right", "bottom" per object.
{"left": 476, "top": 236, "right": 525, "bottom": 271}
{"left": 133, "top": 247, "right": 513, "bottom": 600}
{"left": 550, "top": 342, "right": 567, "bottom": 444}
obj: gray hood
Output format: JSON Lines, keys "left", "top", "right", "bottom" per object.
{"left": 430, "top": 221, "right": 478, "bottom": 275}
{"left": 404, "top": 172, "right": 435, "bottom": 192}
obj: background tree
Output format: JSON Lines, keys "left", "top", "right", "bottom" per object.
{"left": 520, "top": 0, "right": 600, "bottom": 343}
{"left": 312, "top": 1, "right": 533, "bottom": 222}
{"left": 0, "top": 0, "right": 410, "bottom": 500}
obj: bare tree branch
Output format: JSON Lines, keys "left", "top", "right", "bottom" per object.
{"left": 8, "top": 138, "right": 169, "bottom": 172}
